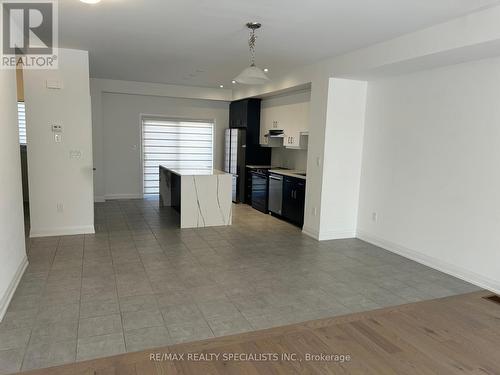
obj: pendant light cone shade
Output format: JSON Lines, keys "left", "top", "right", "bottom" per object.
{"left": 234, "top": 22, "right": 270, "bottom": 85}
{"left": 234, "top": 65, "right": 270, "bottom": 85}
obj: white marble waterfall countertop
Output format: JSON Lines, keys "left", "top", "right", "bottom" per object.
{"left": 159, "top": 165, "right": 229, "bottom": 176}
{"left": 159, "top": 165, "right": 232, "bottom": 229}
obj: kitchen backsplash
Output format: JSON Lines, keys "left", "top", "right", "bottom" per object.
{"left": 271, "top": 148, "right": 308, "bottom": 171}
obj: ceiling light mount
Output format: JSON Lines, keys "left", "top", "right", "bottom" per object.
{"left": 234, "top": 22, "right": 270, "bottom": 85}
{"left": 246, "top": 22, "right": 261, "bottom": 31}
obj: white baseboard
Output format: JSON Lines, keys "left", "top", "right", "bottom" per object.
{"left": 104, "top": 194, "right": 143, "bottom": 200}
{"left": 94, "top": 196, "right": 105, "bottom": 203}
{"left": 30, "top": 225, "right": 95, "bottom": 238}
{"left": 302, "top": 226, "right": 356, "bottom": 241}
{"left": 357, "top": 229, "right": 500, "bottom": 295}
{"left": 302, "top": 225, "right": 320, "bottom": 240}
{"left": 319, "top": 229, "right": 356, "bottom": 241}
{"left": 0, "top": 256, "right": 28, "bottom": 322}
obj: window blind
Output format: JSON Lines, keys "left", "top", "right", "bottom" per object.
{"left": 142, "top": 118, "right": 214, "bottom": 195}
{"left": 18, "top": 102, "right": 26, "bottom": 145}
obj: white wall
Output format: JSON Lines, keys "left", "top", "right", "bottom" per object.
{"left": 0, "top": 69, "right": 28, "bottom": 320}
{"left": 315, "top": 78, "right": 367, "bottom": 240}
{"left": 24, "top": 49, "right": 94, "bottom": 237}
{"left": 271, "top": 148, "right": 308, "bottom": 171}
{"left": 93, "top": 88, "right": 229, "bottom": 200}
{"left": 231, "top": 5, "right": 500, "bottom": 241}
{"left": 358, "top": 56, "right": 500, "bottom": 293}
{"left": 91, "top": 78, "right": 232, "bottom": 201}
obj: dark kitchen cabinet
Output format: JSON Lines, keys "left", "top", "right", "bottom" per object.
{"left": 229, "top": 99, "right": 261, "bottom": 145}
{"left": 229, "top": 98, "right": 270, "bottom": 160}
{"left": 282, "top": 176, "right": 306, "bottom": 227}
{"left": 228, "top": 98, "right": 271, "bottom": 205}
{"left": 229, "top": 100, "right": 248, "bottom": 128}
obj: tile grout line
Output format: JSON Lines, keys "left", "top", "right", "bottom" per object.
{"left": 74, "top": 233, "right": 86, "bottom": 362}
{"left": 134, "top": 200, "right": 203, "bottom": 341}
{"left": 6, "top": 199, "right": 480, "bottom": 372}
{"left": 117, "top": 200, "right": 170, "bottom": 345}
{"left": 111, "top": 201, "right": 128, "bottom": 354}
{"left": 18, "top": 235, "right": 61, "bottom": 372}
{"left": 134, "top": 199, "right": 177, "bottom": 345}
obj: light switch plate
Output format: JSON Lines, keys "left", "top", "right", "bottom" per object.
{"left": 46, "top": 80, "right": 63, "bottom": 89}
{"left": 52, "top": 124, "right": 63, "bottom": 132}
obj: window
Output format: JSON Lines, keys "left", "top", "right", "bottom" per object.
{"left": 142, "top": 118, "right": 214, "bottom": 195}
{"left": 18, "top": 102, "right": 26, "bottom": 145}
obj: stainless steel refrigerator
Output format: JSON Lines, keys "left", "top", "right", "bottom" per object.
{"left": 224, "top": 128, "right": 246, "bottom": 203}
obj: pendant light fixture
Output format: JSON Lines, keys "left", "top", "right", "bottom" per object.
{"left": 234, "top": 22, "right": 270, "bottom": 85}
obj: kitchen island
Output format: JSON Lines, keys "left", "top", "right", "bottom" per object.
{"left": 159, "top": 165, "right": 232, "bottom": 228}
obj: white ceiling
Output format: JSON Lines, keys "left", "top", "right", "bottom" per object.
{"left": 59, "top": 0, "right": 499, "bottom": 88}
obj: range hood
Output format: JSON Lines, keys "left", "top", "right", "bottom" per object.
{"left": 264, "top": 129, "right": 285, "bottom": 138}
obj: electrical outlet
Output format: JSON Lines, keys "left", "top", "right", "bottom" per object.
{"left": 372, "top": 212, "right": 378, "bottom": 222}
{"left": 57, "top": 203, "right": 64, "bottom": 213}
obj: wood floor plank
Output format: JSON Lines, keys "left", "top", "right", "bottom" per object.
{"left": 359, "top": 315, "right": 453, "bottom": 375}
{"left": 374, "top": 310, "right": 490, "bottom": 373}
{"left": 14, "top": 291, "right": 500, "bottom": 375}
{"left": 94, "top": 363, "right": 137, "bottom": 375}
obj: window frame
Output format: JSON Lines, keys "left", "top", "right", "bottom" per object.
{"left": 17, "top": 101, "right": 27, "bottom": 145}
{"left": 140, "top": 115, "right": 216, "bottom": 196}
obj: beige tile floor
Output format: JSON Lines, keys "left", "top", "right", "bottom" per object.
{"left": 0, "top": 198, "right": 479, "bottom": 373}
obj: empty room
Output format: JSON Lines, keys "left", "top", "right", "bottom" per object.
{"left": 1, "top": 0, "right": 499, "bottom": 374}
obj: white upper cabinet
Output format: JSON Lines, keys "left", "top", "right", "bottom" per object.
{"left": 260, "top": 90, "right": 310, "bottom": 149}
{"left": 259, "top": 104, "right": 273, "bottom": 145}
{"left": 282, "top": 100, "right": 309, "bottom": 148}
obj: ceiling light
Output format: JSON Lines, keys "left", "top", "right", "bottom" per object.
{"left": 234, "top": 22, "right": 270, "bottom": 85}
{"left": 232, "top": 80, "right": 236, "bottom": 84}
{"left": 263, "top": 68, "right": 269, "bottom": 72}
{"left": 80, "top": 0, "right": 101, "bottom": 3}
{"left": 219, "top": 85, "right": 224, "bottom": 88}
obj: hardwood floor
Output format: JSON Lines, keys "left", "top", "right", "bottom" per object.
{"left": 16, "top": 291, "right": 500, "bottom": 375}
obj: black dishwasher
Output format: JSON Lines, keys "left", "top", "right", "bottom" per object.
{"left": 251, "top": 169, "right": 269, "bottom": 213}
